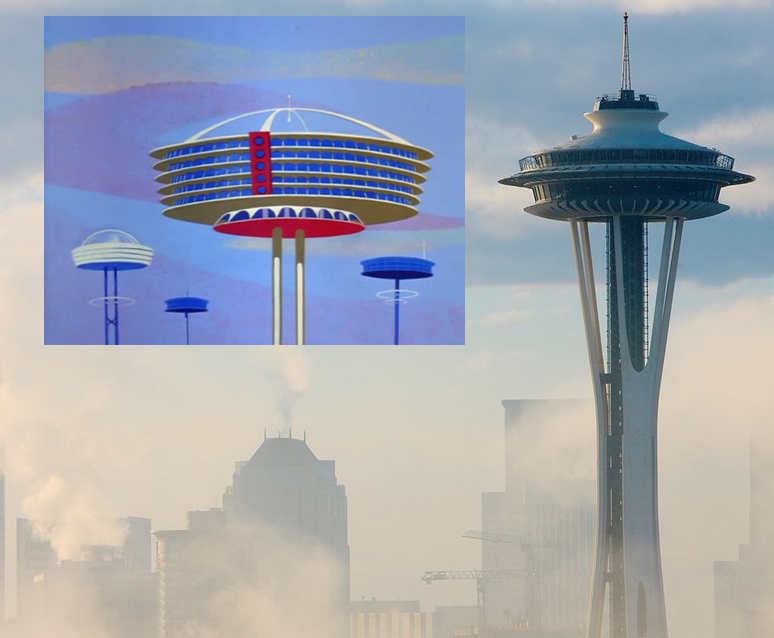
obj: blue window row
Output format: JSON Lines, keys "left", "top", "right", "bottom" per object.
{"left": 272, "top": 163, "right": 415, "bottom": 181}
{"left": 165, "top": 140, "right": 249, "bottom": 159}
{"left": 164, "top": 138, "right": 419, "bottom": 161}
{"left": 172, "top": 176, "right": 414, "bottom": 197}
{"left": 167, "top": 152, "right": 415, "bottom": 174}
{"left": 168, "top": 153, "right": 251, "bottom": 171}
{"left": 270, "top": 137, "right": 418, "bottom": 160}
{"left": 173, "top": 189, "right": 411, "bottom": 206}
{"left": 272, "top": 151, "right": 415, "bottom": 172}
{"left": 175, "top": 189, "right": 254, "bottom": 205}
{"left": 171, "top": 165, "right": 251, "bottom": 184}
{"left": 272, "top": 188, "right": 410, "bottom": 204}
{"left": 173, "top": 178, "right": 252, "bottom": 194}
{"left": 170, "top": 162, "right": 414, "bottom": 186}
{"left": 274, "top": 176, "right": 413, "bottom": 194}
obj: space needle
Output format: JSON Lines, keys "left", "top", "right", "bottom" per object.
{"left": 500, "top": 14, "right": 753, "bottom": 638}
{"left": 150, "top": 106, "right": 432, "bottom": 345}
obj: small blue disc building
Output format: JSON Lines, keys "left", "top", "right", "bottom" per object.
{"left": 361, "top": 256, "right": 434, "bottom": 345}
{"left": 164, "top": 296, "right": 209, "bottom": 345}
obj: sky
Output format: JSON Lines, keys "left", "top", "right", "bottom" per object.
{"left": 43, "top": 16, "right": 465, "bottom": 345}
{"left": 3, "top": 2, "right": 774, "bottom": 638}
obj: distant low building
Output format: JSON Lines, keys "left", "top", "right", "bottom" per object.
{"left": 431, "top": 605, "right": 477, "bottom": 638}
{"left": 350, "top": 600, "right": 432, "bottom": 638}
{"left": 714, "top": 427, "right": 774, "bottom": 638}
{"left": 15, "top": 516, "right": 155, "bottom": 638}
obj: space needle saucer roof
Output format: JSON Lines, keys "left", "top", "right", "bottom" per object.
{"left": 150, "top": 108, "right": 433, "bottom": 227}
{"left": 500, "top": 89, "right": 754, "bottom": 222}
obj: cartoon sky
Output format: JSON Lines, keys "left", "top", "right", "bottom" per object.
{"left": 43, "top": 16, "right": 465, "bottom": 345}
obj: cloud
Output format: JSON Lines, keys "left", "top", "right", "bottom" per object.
{"left": 44, "top": 33, "right": 464, "bottom": 94}
{"left": 678, "top": 107, "right": 774, "bottom": 214}
{"left": 221, "top": 228, "right": 462, "bottom": 256}
{"left": 465, "top": 116, "right": 548, "bottom": 239}
{"left": 369, "top": 212, "right": 464, "bottom": 232}
{"left": 520, "top": 0, "right": 770, "bottom": 14}
{"left": 263, "top": 349, "right": 311, "bottom": 428}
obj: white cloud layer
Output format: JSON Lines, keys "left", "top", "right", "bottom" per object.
{"left": 678, "top": 108, "right": 774, "bottom": 215}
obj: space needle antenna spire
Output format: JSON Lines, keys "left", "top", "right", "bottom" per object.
{"left": 621, "top": 12, "right": 632, "bottom": 92}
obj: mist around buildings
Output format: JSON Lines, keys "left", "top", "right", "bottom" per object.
{"left": 2, "top": 359, "right": 773, "bottom": 638}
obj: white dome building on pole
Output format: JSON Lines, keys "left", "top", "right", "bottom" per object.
{"left": 72, "top": 229, "right": 153, "bottom": 345}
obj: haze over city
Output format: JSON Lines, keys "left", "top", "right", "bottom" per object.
{"left": 2, "top": 1, "right": 774, "bottom": 638}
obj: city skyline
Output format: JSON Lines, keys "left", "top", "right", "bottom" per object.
{"left": 2, "top": 2, "right": 774, "bottom": 638}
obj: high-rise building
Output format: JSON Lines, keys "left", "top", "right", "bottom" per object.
{"left": 155, "top": 434, "right": 350, "bottom": 637}
{"left": 481, "top": 400, "right": 594, "bottom": 635}
{"left": 714, "top": 426, "right": 774, "bottom": 638}
{"left": 500, "top": 15, "right": 753, "bottom": 638}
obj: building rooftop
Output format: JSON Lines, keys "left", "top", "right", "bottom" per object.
{"left": 246, "top": 435, "right": 318, "bottom": 466}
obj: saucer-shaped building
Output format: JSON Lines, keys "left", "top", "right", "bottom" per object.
{"left": 150, "top": 108, "right": 433, "bottom": 345}
{"left": 149, "top": 108, "right": 432, "bottom": 227}
{"left": 72, "top": 229, "right": 154, "bottom": 271}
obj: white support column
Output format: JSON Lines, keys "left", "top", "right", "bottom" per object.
{"left": 272, "top": 227, "right": 283, "bottom": 345}
{"left": 610, "top": 215, "right": 672, "bottom": 638}
{"left": 648, "top": 217, "right": 683, "bottom": 390}
{"left": 570, "top": 221, "right": 609, "bottom": 638}
{"left": 295, "top": 229, "right": 305, "bottom": 345}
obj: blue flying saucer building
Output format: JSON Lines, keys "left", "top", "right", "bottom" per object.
{"left": 361, "top": 256, "right": 435, "bottom": 345}
{"left": 164, "top": 296, "right": 209, "bottom": 345}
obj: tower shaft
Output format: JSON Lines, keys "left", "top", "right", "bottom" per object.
{"left": 606, "top": 218, "right": 647, "bottom": 638}
{"left": 572, "top": 217, "right": 682, "bottom": 638}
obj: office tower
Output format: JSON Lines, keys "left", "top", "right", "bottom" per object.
{"left": 481, "top": 400, "right": 594, "bottom": 634}
{"left": 155, "top": 434, "right": 349, "bottom": 637}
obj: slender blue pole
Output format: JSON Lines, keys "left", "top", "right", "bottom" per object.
{"left": 394, "top": 278, "right": 400, "bottom": 345}
{"left": 114, "top": 268, "right": 120, "bottom": 346}
{"left": 103, "top": 268, "right": 109, "bottom": 346}
{"left": 185, "top": 312, "right": 190, "bottom": 345}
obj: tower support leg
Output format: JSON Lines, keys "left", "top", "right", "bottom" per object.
{"left": 272, "top": 227, "right": 283, "bottom": 345}
{"left": 295, "top": 229, "right": 305, "bottom": 345}
{"left": 394, "top": 278, "right": 400, "bottom": 345}
{"left": 103, "top": 268, "right": 109, "bottom": 346}
{"left": 113, "top": 268, "right": 119, "bottom": 346}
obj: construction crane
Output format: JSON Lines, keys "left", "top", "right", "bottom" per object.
{"left": 461, "top": 530, "right": 553, "bottom": 630}
{"left": 422, "top": 569, "right": 538, "bottom": 635}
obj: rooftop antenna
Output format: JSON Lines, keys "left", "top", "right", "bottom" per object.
{"left": 303, "top": 430, "right": 306, "bottom": 442}
{"left": 264, "top": 427, "right": 267, "bottom": 441}
{"left": 289, "top": 427, "right": 292, "bottom": 439}
{"left": 621, "top": 12, "right": 632, "bottom": 92}
{"left": 287, "top": 94, "right": 292, "bottom": 123}
{"left": 422, "top": 239, "right": 427, "bottom": 259}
